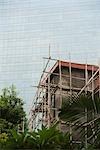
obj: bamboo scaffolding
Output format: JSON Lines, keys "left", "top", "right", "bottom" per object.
{"left": 28, "top": 56, "right": 100, "bottom": 134}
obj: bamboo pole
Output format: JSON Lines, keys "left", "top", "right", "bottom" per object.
{"left": 69, "top": 54, "right": 72, "bottom": 145}
{"left": 77, "top": 68, "right": 99, "bottom": 97}
{"left": 48, "top": 75, "right": 51, "bottom": 127}
{"left": 97, "top": 60, "right": 100, "bottom": 97}
{"left": 85, "top": 63, "right": 88, "bottom": 149}
{"left": 58, "top": 60, "right": 62, "bottom": 130}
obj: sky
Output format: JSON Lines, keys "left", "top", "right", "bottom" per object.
{"left": 0, "top": 0, "right": 100, "bottom": 113}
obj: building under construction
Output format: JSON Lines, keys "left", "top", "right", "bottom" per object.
{"left": 28, "top": 58, "right": 100, "bottom": 131}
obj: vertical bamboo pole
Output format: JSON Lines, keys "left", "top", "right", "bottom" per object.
{"left": 85, "top": 63, "right": 88, "bottom": 149}
{"left": 59, "top": 60, "right": 62, "bottom": 108}
{"left": 48, "top": 75, "right": 51, "bottom": 127}
{"left": 92, "top": 66, "right": 94, "bottom": 100}
{"left": 49, "top": 44, "right": 51, "bottom": 59}
{"left": 37, "top": 89, "right": 40, "bottom": 130}
{"left": 41, "top": 86, "right": 44, "bottom": 128}
{"left": 69, "top": 55, "right": 72, "bottom": 145}
{"left": 44, "top": 82, "right": 47, "bottom": 126}
{"left": 85, "top": 63, "right": 88, "bottom": 93}
{"left": 69, "top": 55, "right": 72, "bottom": 97}
{"left": 58, "top": 60, "right": 62, "bottom": 129}
{"left": 48, "top": 46, "right": 51, "bottom": 127}
{"left": 92, "top": 66, "right": 96, "bottom": 143}
{"left": 99, "top": 65, "right": 100, "bottom": 97}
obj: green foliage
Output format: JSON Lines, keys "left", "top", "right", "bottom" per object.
{"left": 59, "top": 94, "right": 100, "bottom": 148}
{"left": 0, "top": 85, "right": 25, "bottom": 133}
{"left": 4, "top": 130, "right": 29, "bottom": 150}
{"left": 1, "top": 125, "right": 71, "bottom": 150}
{"left": 0, "top": 133, "right": 8, "bottom": 149}
{"left": 27, "top": 125, "right": 63, "bottom": 149}
{"left": 0, "top": 133, "right": 8, "bottom": 143}
{"left": 55, "top": 132, "right": 71, "bottom": 149}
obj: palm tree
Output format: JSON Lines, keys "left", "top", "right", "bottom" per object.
{"left": 59, "top": 94, "right": 100, "bottom": 148}
{"left": 27, "top": 124, "right": 70, "bottom": 150}
{"left": 3, "top": 125, "right": 71, "bottom": 150}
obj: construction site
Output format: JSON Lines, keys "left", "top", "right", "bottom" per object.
{"left": 28, "top": 57, "right": 100, "bottom": 132}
